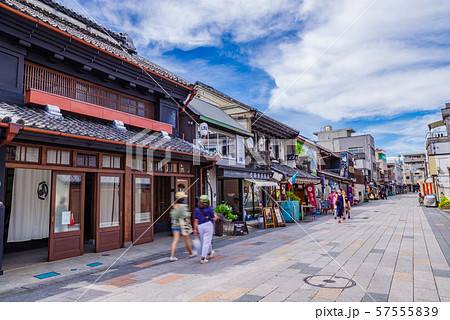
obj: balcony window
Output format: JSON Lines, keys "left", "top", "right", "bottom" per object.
{"left": 23, "top": 61, "right": 154, "bottom": 120}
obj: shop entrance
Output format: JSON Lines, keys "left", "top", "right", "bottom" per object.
{"left": 153, "top": 176, "right": 172, "bottom": 233}
{"left": 132, "top": 175, "right": 153, "bottom": 244}
{"left": 2, "top": 168, "right": 52, "bottom": 268}
{"left": 49, "top": 172, "right": 85, "bottom": 261}
{"left": 95, "top": 174, "right": 123, "bottom": 252}
{"left": 83, "top": 172, "right": 95, "bottom": 253}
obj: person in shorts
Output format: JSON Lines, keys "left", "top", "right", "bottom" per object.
{"left": 169, "top": 192, "right": 196, "bottom": 262}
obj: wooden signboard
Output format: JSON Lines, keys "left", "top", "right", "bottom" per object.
{"left": 263, "top": 207, "right": 275, "bottom": 228}
{"left": 233, "top": 221, "right": 249, "bottom": 235}
{"left": 273, "top": 207, "right": 286, "bottom": 227}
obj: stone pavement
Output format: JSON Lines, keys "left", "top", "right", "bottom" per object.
{"left": 1, "top": 194, "right": 449, "bottom": 302}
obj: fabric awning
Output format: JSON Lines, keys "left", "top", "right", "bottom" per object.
{"left": 244, "top": 179, "right": 278, "bottom": 187}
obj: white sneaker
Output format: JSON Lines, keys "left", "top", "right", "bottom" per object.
{"left": 169, "top": 256, "right": 178, "bottom": 262}
{"left": 200, "top": 259, "right": 209, "bottom": 264}
{"left": 189, "top": 251, "right": 197, "bottom": 258}
{"left": 207, "top": 250, "right": 215, "bottom": 259}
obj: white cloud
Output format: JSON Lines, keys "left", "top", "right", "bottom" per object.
{"left": 59, "top": 0, "right": 301, "bottom": 51}
{"left": 255, "top": 0, "right": 450, "bottom": 121}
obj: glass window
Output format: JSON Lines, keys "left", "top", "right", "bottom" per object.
{"left": 102, "top": 155, "right": 111, "bottom": 168}
{"left": 179, "top": 163, "right": 192, "bottom": 173}
{"left": 76, "top": 153, "right": 97, "bottom": 167}
{"left": 132, "top": 157, "right": 147, "bottom": 171}
{"left": 47, "top": 149, "right": 71, "bottom": 165}
{"left": 229, "top": 137, "right": 236, "bottom": 159}
{"left": 166, "top": 163, "right": 178, "bottom": 173}
{"left": 6, "top": 146, "right": 40, "bottom": 163}
{"left": 135, "top": 177, "right": 151, "bottom": 223}
{"left": 99, "top": 176, "right": 121, "bottom": 228}
{"left": 54, "top": 174, "right": 82, "bottom": 233}
{"left": 160, "top": 106, "right": 177, "bottom": 127}
{"left": 102, "top": 155, "right": 121, "bottom": 169}
{"left": 155, "top": 161, "right": 164, "bottom": 172}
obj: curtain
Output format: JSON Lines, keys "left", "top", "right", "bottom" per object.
{"left": 99, "top": 177, "right": 120, "bottom": 227}
{"left": 8, "top": 169, "right": 52, "bottom": 242}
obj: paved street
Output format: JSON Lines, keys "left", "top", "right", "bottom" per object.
{"left": 1, "top": 194, "right": 449, "bottom": 302}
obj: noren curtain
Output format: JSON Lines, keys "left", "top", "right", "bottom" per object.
{"left": 7, "top": 169, "right": 52, "bottom": 242}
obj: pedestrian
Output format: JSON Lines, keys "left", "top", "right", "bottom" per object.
{"left": 335, "top": 188, "right": 346, "bottom": 223}
{"left": 193, "top": 195, "right": 219, "bottom": 264}
{"left": 343, "top": 191, "right": 351, "bottom": 219}
{"left": 329, "top": 189, "right": 335, "bottom": 216}
{"left": 169, "top": 192, "right": 196, "bottom": 262}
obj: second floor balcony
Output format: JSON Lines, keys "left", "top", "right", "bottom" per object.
{"left": 21, "top": 62, "right": 171, "bottom": 132}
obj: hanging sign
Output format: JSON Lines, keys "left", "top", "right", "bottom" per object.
{"left": 306, "top": 184, "right": 317, "bottom": 210}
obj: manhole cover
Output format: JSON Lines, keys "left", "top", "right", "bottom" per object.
{"left": 304, "top": 275, "right": 356, "bottom": 289}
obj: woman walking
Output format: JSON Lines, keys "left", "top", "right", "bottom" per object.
{"left": 335, "top": 189, "right": 346, "bottom": 223}
{"left": 169, "top": 192, "right": 196, "bottom": 262}
{"left": 343, "top": 191, "right": 351, "bottom": 219}
{"left": 193, "top": 195, "right": 219, "bottom": 264}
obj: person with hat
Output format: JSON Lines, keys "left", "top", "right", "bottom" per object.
{"left": 169, "top": 192, "right": 196, "bottom": 262}
{"left": 193, "top": 195, "right": 219, "bottom": 264}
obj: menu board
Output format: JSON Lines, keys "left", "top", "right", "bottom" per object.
{"left": 263, "top": 207, "right": 275, "bottom": 228}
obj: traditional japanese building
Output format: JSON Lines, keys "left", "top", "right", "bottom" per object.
{"left": 0, "top": 0, "right": 215, "bottom": 273}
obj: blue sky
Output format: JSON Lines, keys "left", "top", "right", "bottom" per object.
{"left": 57, "top": 0, "right": 450, "bottom": 157}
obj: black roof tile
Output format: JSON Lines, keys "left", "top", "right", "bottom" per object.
{"left": 0, "top": 102, "right": 213, "bottom": 157}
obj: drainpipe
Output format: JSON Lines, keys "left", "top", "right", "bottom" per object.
{"left": 0, "top": 123, "right": 21, "bottom": 275}
{"left": 182, "top": 89, "right": 197, "bottom": 112}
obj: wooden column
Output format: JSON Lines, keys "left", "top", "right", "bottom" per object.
{"left": 123, "top": 155, "right": 132, "bottom": 247}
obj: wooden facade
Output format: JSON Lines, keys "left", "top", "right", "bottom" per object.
{"left": 0, "top": 0, "right": 213, "bottom": 271}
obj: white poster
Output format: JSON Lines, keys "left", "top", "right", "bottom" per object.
{"left": 61, "top": 211, "right": 71, "bottom": 225}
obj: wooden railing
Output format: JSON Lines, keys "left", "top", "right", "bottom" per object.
{"left": 23, "top": 62, "right": 154, "bottom": 119}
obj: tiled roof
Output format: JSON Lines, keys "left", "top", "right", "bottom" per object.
{"left": 0, "top": 103, "right": 214, "bottom": 157}
{"left": 271, "top": 162, "right": 320, "bottom": 182}
{"left": 1, "top": 0, "right": 191, "bottom": 87}
{"left": 195, "top": 81, "right": 298, "bottom": 137}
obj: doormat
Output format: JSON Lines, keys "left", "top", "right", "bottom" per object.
{"left": 34, "top": 272, "right": 60, "bottom": 279}
{"left": 87, "top": 262, "right": 103, "bottom": 267}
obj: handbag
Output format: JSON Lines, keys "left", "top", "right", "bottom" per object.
{"left": 179, "top": 217, "right": 193, "bottom": 236}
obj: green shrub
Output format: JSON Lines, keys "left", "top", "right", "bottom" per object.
{"left": 439, "top": 196, "right": 450, "bottom": 208}
{"left": 214, "top": 203, "right": 237, "bottom": 220}
{"left": 286, "top": 191, "right": 301, "bottom": 201}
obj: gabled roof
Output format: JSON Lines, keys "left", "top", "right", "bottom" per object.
{"left": 195, "top": 81, "right": 299, "bottom": 138}
{"left": 271, "top": 162, "right": 320, "bottom": 184}
{"left": 1, "top": 0, "right": 190, "bottom": 87}
{"left": 0, "top": 102, "right": 214, "bottom": 158}
{"left": 188, "top": 98, "right": 251, "bottom": 137}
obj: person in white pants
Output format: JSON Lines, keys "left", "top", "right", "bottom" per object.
{"left": 193, "top": 195, "right": 219, "bottom": 264}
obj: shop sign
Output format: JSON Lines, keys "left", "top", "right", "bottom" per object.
{"left": 306, "top": 184, "right": 317, "bottom": 210}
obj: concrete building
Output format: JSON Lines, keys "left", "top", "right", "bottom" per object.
{"left": 375, "top": 148, "right": 388, "bottom": 186}
{"left": 314, "top": 126, "right": 376, "bottom": 184}
{"left": 387, "top": 160, "right": 403, "bottom": 194}
{"left": 426, "top": 102, "right": 450, "bottom": 200}
{"left": 403, "top": 153, "right": 426, "bottom": 192}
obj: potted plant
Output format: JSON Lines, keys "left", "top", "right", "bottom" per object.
{"left": 214, "top": 203, "right": 237, "bottom": 221}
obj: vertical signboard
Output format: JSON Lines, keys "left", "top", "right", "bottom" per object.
{"left": 306, "top": 184, "right": 317, "bottom": 210}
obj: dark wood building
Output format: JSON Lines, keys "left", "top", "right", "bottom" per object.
{"left": 0, "top": 0, "right": 214, "bottom": 273}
